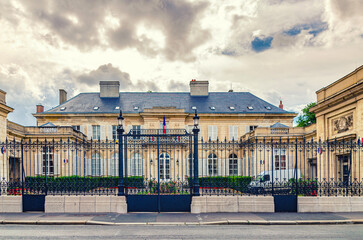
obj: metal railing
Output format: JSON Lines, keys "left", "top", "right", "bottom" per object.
{"left": 0, "top": 135, "right": 362, "bottom": 197}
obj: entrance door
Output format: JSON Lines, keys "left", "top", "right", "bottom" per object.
{"left": 125, "top": 129, "right": 193, "bottom": 212}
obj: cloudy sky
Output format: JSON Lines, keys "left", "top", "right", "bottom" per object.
{"left": 1, "top": 0, "right": 363, "bottom": 126}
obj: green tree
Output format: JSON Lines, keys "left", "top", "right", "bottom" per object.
{"left": 296, "top": 102, "right": 317, "bottom": 127}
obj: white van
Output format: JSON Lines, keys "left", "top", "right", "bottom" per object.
{"left": 248, "top": 169, "right": 301, "bottom": 194}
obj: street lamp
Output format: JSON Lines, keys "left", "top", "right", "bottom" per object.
{"left": 193, "top": 110, "right": 199, "bottom": 128}
{"left": 192, "top": 109, "right": 200, "bottom": 196}
{"left": 117, "top": 110, "right": 125, "bottom": 196}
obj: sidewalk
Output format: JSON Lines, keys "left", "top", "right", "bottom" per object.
{"left": 1, "top": 212, "right": 363, "bottom": 225}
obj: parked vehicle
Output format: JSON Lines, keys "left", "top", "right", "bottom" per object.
{"left": 248, "top": 169, "right": 301, "bottom": 194}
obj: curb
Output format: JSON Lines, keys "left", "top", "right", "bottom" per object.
{"left": 1, "top": 219, "right": 363, "bottom": 225}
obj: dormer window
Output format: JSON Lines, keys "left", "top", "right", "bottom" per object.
{"left": 93, "top": 106, "right": 99, "bottom": 110}
{"left": 192, "top": 106, "right": 197, "bottom": 110}
{"left": 210, "top": 107, "right": 215, "bottom": 110}
{"left": 134, "top": 106, "right": 139, "bottom": 110}
{"left": 229, "top": 106, "right": 235, "bottom": 110}
{"left": 247, "top": 106, "right": 253, "bottom": 110}
{"left": 60, "top": 107, "right": 66, "bottom": 111}
{"left": 265, "top": 106, "right": 272, "bottom": 110}
{"left": 115, "top": 106, "right": 120, "bottom": 110}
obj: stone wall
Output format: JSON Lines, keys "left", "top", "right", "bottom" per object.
{"left": 191, "top": 196, "right": 274, "bottom": 213}
{"left": 45, "top": 195, "right": 127, "bottom": 213}
{"left": 298, "top": 196, "right": 363, "bottom": 212}
{"left": 0, "top": 196, "right": 22, "bottom": 213}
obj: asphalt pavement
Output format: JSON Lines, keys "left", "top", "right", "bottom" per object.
{"left": 1, "top": 224, "right": 363, "bottom": 239}
{"left": 1, "top": 212, "right": 363, "bottom": 225}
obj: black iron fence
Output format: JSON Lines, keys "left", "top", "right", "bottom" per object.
{"left": 0, "top": 135, "right": 362, "bottom": 197}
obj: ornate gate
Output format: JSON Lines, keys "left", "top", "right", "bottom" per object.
{"left": 123, "top": 129, "right": 195, "bottom": 212}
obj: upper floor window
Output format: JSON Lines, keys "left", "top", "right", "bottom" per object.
{"left": 208, "top": 125, "right": 218, "bottom": 141}
{"left": 92, "top": 125, "right": 100, "bottom": 140}
{"left": 229, "top": 126, "right": 238, "bottom": 141}
{"left": 132, "top": 125, "right": 141, "bottom": 139}
{"left": 72, "top": 125, "right": 80, "bottom": 131}
{"left": 112, "top": 125, "right": 119, "bottom": 140}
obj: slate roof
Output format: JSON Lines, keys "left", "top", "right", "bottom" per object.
{"left": 39, "top": 122, "right": 56, "bottom": 127}
{"left": 270, "top": 122, "right": 289, "bottom": 128}
{"left": 41, "top": 92, "right": 295, "bottom": 115}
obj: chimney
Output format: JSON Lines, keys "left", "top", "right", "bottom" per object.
{"left": 100, "top": 81, "right": 120, "bottom": 98}
{"left": 190, "top": 79, "right": 209, "bottom": 96}
{"left": 36, "top": 104, "right": 44, "bottom": 113}
{"left": 59, "top": 89, "right": 67, "bottom": 105}
{"left": 279, "top": 100, "right": 284, "bottom": 110}
{"left": 0, "top": 89, "right": 6, "bottom": 104}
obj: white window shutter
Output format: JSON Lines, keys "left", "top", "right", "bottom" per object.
{"left": 229, "top": 126, "right": 233, "bottom": 141}
{"left": 80, "top": 125, "right": 85, "bottom": 134}
{"left": 218, "top": 157, "right": 222, "bottom": 176}
{"left": 54, "top": 153, "right": 60, "bottom": 175}
{"left": 100, "top": 126, "right": 106, "bottom": 140}
{"left": 234, "top": 126, "right": 238, "bottom": 140}
{"left": 87, "top": 158, "right": 91, "bottom": 176}
{"left": 86, "top": 125, "right": 92, "bottom": 140}
{"left": 106, "top": 126, "right": 112, "bottom": 140}
{"left": 35, "top": 153, "right": 42, "bottom": 175}
{"left": 238, "top": 158, "right": 241, "bottom": 175}
{"left": 100, "top": 158, "right": 104, "bottom": 176}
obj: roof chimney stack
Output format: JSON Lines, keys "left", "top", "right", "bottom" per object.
{"left": 279, "top": 100, "right": 283, "bottom": 110}
{"left": 100, "top": 81, "right": 120, "bottom": 98}
{"left": 36, "top": 104, "right": 44, "bottom": 113}
{"left": 190, "top": 79, "right": 209, "bottom": 96}
{"left": 59, "top": 89, "right": 67, "bottom": 105}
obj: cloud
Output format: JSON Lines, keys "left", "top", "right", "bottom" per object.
{"left": 76, "top": 64, "right": 132, "bottom": 89}
{"left": 6, "top": 0, "right": 210, "bottom": 62}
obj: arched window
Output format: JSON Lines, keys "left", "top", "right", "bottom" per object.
{"left": 111, "top": 153, "right": 118, "bottom": 176}
{"left": 159, "top": 153, "right": 170, "bottom": 180}
{"left": 229, "top": 153, "right": 238, "bottom": 175}
{"left": 131, "top": 153, "right": 142, "bottom": 176}
{"left": 208, "top": 153, "right": 218, "bottom": 176}
{"left": 91, "top": 153, "right": 100, "bottom": 176}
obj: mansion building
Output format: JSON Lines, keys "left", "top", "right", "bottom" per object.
{"left": 0, "top": 65, "right": 362, "bottom": 184}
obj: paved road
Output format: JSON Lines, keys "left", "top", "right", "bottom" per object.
{"left": 0, "top": 225, "right": 362, "bottom": 240}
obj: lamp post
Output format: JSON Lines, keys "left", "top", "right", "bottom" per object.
{"left": 192, "top": 110, "right": 200, "bottom": 196}
{"left": 117, "top": 110, "right": 125, "bottom": 196}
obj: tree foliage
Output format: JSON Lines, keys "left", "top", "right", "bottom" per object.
{"left": 296, "top": 102, "right": 317, "bottom": 127}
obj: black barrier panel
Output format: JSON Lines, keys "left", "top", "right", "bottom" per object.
{"left": 274, "top": 195, "right": 297, "bottom": 212}
{"left": 127, "top": 195, "right": 191, "bottom": 212}
{"left": 160, "top": 195, "right": 191, "bottom": 212}
{"left": 23, "top": 195, "right": 45, "bottom": 212}
{"left": 127, "top": 195, "right": 158, "bottom": 212}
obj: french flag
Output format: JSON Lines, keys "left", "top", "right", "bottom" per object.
{"left": 163, "top": 116, "right": 166, "bottom": 134}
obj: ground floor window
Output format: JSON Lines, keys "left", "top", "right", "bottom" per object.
{"left": 208, "top": 153, "right": 218, "bottom": 176}
{"left": 229, "top": 153, "right": 238, "bottom": 175}
{"left": 91, "top": 153, "right": 100, "bottom": 176}
{"left": 42, "top": 147, "right": 54, "bottom": 175}
{"left": 159, "top": 153, "right": 170, "bottom": 180}
{"left": 274, "top": 149, "right": 286, "bottom": 170}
